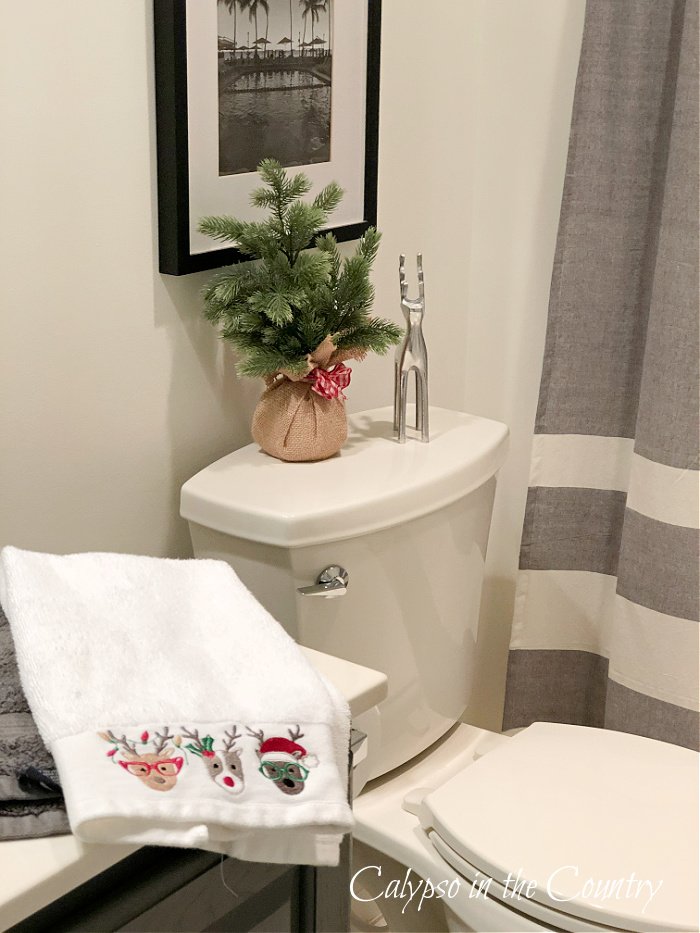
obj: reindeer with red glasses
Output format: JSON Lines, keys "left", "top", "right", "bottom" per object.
{"left": 181, "top": 725, "right": 245, "bottom": 795}
{"left": 99, "top": 727, "right": 184, "bottom": 793}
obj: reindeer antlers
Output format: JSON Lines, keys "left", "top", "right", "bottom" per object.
{"left": 223, "top": 725, "right": 242, "bottom": 751}
{"left": 101, "top": 724, "right": 249, "bottom": 757}
{"left": 180, "top": 726, "right": 218, "bottom": 758}
{"left": 180, "top": 726, "right": 205, "bottom": 751}
{"left": 101, "top": 730, "right": 139, "bottom": 756}
{"left": 153, "top": 727, "right": 174, "bottom": 756}
{"left": 100, "top": 729, "right": 175, "bottom": 758}
{"left": 246, "top": 725, "right": 304, "bottom": 744}
{"left": 399, "top": 253, "right": 425, "bottom": 309}
{"left": 399, "top": 253, "right": 408, "bottom": 299}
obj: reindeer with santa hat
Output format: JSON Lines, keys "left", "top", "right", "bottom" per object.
{"left": 247, "top": 725, "right": 318, "bottom": 796}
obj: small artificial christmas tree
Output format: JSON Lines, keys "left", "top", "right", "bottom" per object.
{"left": 198, "top": 159, "right": 402, "bottom": 462}
{"left": 200, "top": 158, "right": 400, "bottom": 378}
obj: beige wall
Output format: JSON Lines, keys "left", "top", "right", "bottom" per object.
{"left": 0, "top": 1, "right": 256, "bottom": 557}
{"left": 0, "top": 1, "right": 584, "bottom": 727}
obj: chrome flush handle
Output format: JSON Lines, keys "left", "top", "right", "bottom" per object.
{"left": 297, "top": 566, "right": 349, "bottom": 598}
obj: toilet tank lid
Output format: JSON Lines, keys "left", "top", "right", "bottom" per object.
{"left": 180, "top": 406, "right": 508, "bottom": 547}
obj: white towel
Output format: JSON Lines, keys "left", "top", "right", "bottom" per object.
{"left": 0, "top": 547, "right": 353, "bottom": 866}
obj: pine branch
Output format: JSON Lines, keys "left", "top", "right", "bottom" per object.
{"left": 198, "top": 160, "right": 401, "bottom": 379}
{"left": 250, "top": 188, "right": 278, "bottom": 209}
{"left": 292, "top": 250, "right": 331, "bottom": 289}
{"left": 238, "top": 348, "right": 308, "bottom": 379}
{"left": 248, "top": 290, "right": 294, "bottom": 325}
{"left": 315, "top": 232, "right": 341, "bottom": 284}
{"left": 312, "top": 182, "right": 344, "bottom": 215}
{"left": 358, "top": 227, "right": 381, "bottom": 265}
{"left": 285, "top": 173, "right": 313, "bottom": 201}
{"left": 256, "top": 158, "right": 287, "bottom": 196}
{"left": 286, "top": 202, "right": 327, "bottom": 257}
{"left": 198, "top": 215, "right": 246, "bottom": 243}
{"left": 203, "top": 270, "right": 245, "bottom": 308}
{"left": 335, "top": 319, "right": 403, "bottom": 355}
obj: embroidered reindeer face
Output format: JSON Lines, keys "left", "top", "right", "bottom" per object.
{"left": 181, "top": 726, "right": 245, "bottom": 795}
{"left": 248, "top": 725, "right": 317, "bottom": 796}
{"left": 99, "top": 729, "right": 183, "bottom": 793}
{"left": 119, "top": 750, "right": 183, "bottom": 792}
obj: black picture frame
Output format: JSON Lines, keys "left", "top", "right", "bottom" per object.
{"left": 154, "top": 0, "right": 382, "bottom": 276}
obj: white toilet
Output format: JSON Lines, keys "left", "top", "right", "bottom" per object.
{"left": 181, "top": 407, "right": 699, "bottom": 933}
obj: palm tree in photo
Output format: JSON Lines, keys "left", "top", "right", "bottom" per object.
{"left": 245, "top": 0, "right": 268, "bottom": 58}
{"left": 299, "top": 0, "right": 313, "bottom": 53}
{"left": 218, "top": 0, "right": 249, "bottom": 51}
{"left": 289, "top": 0, "right": 294, "bottom": 55}
{"left": 255, "top": 0, "right": 270, "bottom": 58}
{"left": 300, "top": 0, "right": 326, "bottom": 57}
{"left": 321, "top": 0, "right": 329, "bottom": 59}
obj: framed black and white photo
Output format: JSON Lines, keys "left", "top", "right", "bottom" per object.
{"left": 154, "top": 0, "right": 381, "bottom": 275}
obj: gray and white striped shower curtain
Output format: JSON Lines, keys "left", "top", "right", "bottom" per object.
{"left": 503, "top": 0, "right": 699, "bottom": 750}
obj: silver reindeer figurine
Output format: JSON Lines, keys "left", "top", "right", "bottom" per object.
{"left": 394, "top": 253, "right": 429, "bottom": 443}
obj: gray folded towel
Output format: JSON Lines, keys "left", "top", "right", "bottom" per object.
{"left": 0, "top": 605, "right": 68, "bottom": 839}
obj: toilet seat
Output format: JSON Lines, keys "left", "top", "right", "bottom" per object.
{"left": 420, "top": 722, "right": 699, "bottom": 932}
{"left": 429, "top": 831, "right": 620, "bottom": 932}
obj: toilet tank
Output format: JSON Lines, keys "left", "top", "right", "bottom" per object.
{"left": 181, "top": 407, "right": 508, "bottom": 780}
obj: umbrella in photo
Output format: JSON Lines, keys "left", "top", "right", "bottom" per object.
{"left": 252, "top": 37, "right": 270, "bottom": 58}
{"left": 310, "top": 37, "right": 325, "bottom": 56}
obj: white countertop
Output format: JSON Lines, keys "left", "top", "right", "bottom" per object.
{"left": 0, "top": 648, "right": 387, "bottom": 930}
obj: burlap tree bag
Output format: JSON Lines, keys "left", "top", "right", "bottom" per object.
{"left": 251, "top": 336, "right": 356, "bottom": 462}
{"left": 252, "top": 379, "right": 347, "bottom": 462}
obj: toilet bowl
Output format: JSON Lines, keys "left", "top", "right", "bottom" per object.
{"left": 181, "top": 407, "right": 699, "bottom": 933}
{"left": 351, "top": 721, "right": 699, "bottom": 932}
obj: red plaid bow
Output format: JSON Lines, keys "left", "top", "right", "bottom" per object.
{"left": 305, "top": 363, "right": 352, "bottom": 400}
